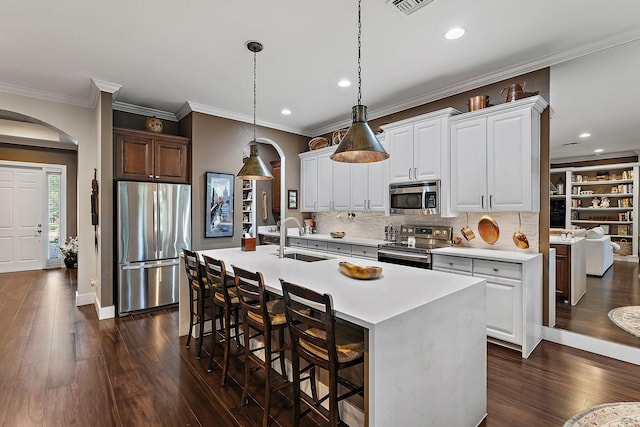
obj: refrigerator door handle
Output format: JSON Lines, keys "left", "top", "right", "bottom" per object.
{"left": 121, "top": 260, "right": 180, "bottom": 271}
{"left": 153, "top": 189, "right": 160, "bottom": 259}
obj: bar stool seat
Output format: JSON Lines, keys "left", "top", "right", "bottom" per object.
{"left": 299, "top": 327, "right": 364, "bottom": 364}
{"left": 247, "top": 299, "right": 287, "bottom": 326}
{"left": 214, "top": 289, "right": 239, "bottom": 305}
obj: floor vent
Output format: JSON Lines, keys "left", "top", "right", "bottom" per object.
{"left": 387, "top": 0, "right": 436, "bottom": 16}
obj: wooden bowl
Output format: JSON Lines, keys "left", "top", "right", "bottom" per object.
{"left": 339, "top": 262, "right": 382, "bottom": 280}
{"left": 330, "top": 231, "right": 346, "bottom": 238}
{"left": 308, "top": 137, "right": 329, "bottom": 151}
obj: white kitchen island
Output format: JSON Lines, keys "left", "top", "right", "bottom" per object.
{"left": 179, "top": 245, "right": 487, "bottom": 427}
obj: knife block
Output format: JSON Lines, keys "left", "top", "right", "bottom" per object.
{"left": 241, "top": 237, "right": 256, "bottom": 251}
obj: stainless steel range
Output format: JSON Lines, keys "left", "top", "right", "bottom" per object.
{"left": 378, "top": 224, "right": 452, "bottom": 269}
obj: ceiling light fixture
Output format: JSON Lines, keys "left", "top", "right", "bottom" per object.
{"left": 281, "top": 108, "right": 292, "bottom": 115}
{"left": 445, "top": 27, "right": 465, "bottom": 40}
{"left": 579, "top": 132, "right": 591, "bottom": 138}
{"left": 594, "top": 148, "right": 604, "bottom": 153}
{"left": 236, "top": 41, "right": 273, "bottom": 181}
{"left": 338, "top": 79, "right": 351, "bottom": 88}
{"left": 331, "top": 0, "right": 389, "bottom": 163}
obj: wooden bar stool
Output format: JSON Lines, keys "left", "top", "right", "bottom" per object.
{"left": 232, "top": 265, "right": 290, "bottom": 427}
{"left": 280, "top": 279, "right": 365, "bottom": 427}
{"left": 201, "top": 254, "right": 242, "bottom": 386}
{"left": 183, "top": 249, "right": 212, "bottom": 359}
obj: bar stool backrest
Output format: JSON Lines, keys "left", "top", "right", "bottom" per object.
{"left": 183, "top": 249, "right": 203, "bottom": 290}
{"left": 232, "top": 265, "right": 271, "bottom": 328}
{"left": 201, "top": 254, "right": 232, "bottom": 304}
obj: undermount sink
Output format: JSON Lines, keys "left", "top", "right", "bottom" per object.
{"left": 283, "top": 252, "right": 332, "bottom": 262}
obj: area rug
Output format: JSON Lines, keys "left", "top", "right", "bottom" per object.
{"left": 563, "top": 402, "right": 640, "bottom": 426}
{"left": 608, "top": 306, "right": 640, "bottom": 338}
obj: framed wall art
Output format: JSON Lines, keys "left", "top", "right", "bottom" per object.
{"left": 205, "top": 172, "right": 234, "bottom": 238}
{"left": 288, "top": 189, "right": 298, "bottom": 210}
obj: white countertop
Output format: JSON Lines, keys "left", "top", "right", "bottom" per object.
{"left": 257, "top": 229, "right": 386, "bottom": 247}
{"left": 197, "top": 245, "right": 484, "bottom": 329}
{"left": 549, "top": 236, "right": 586, "bottom": 246}
{"left": 432, "top": 246, "right": 542, "bottom": 262}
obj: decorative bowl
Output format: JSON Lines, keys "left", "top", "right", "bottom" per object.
{"left": 330, "top": 231, "right": 346, "bottom": 238}
{"left": 338, "top": 262, "right": 382, "bottom": 280}
{"left": 308, "top": 137, "right": 329, "bottom": 151}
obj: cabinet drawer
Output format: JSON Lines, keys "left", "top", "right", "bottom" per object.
{"left": 550, "top": 244, "right": 569, "bottom": 255}
{"left": 473, "top": 259, "right": 522, "bottom": 280}
{"left": 307, "top": 240, "right": 328, "bottom": 252}
{"left": 327, "top": 242, "right": 350, "bottom": 255}
{"left": 351, "top": 244, "right": 377, "bottom": 260}
{"left": 288, "top": 237, "right": 308, "bottom": 248}
{"left": 432, "top": 255, "right": 472, "bottom": 274}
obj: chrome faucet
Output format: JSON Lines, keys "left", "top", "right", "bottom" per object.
{"left": 279, "top": 217, "right": 304, "bottom": 259}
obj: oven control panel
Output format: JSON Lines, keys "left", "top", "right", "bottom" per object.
{"left": 401, "top": 225, "right": 452, "bottom": 243}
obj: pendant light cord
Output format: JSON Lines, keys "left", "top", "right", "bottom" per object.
{"left": 357, "top": 0, "right": 362, "bottom": 106}
{"left": 253, "top": 49, "right": 257, "bottom": 142}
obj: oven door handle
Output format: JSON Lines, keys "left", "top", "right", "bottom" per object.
{"left": 378, "top": 249, "right": 430, "bottom": 261}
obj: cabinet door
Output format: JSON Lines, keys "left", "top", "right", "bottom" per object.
{"left": 414, "top": 119, "right": 441, "bottom": 181}
{"left": 552, "top": 244, "right": 570, "bottom": 299}
{"left": 316, "top": 152, "right": 333, "bottom": 211}
{"left": 154, "top": 139, "right": 189, "bottom": 183}
{"left": 115, "top": 134, "right": 154, "bottom": 181}
{"left": 387, "top": 125, "right": 414, "bottom": 183}
{"left": 450, "top": 117, "right": 487, "bottom": 211}
{"left": 332, "top": 161, "right": 351, "bottom": 211}
{"left": 487, "top": 109, "right": 533, "bottom": 211}
{"left": 300, "top": 156, "right": 318, "bottom": 212}
{"left": 350, "top": 163, "right": 369, "bottom": 211}
{"left": 485, "top": 277, "right": 522, "bottom": 345}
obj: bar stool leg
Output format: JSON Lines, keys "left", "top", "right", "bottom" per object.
{"left": 197, "top": 292, "right": 205, "bottom": 359}
{"left": 241, "top": 320, "right": 251, "bottom": 406}
{"left": 278, "top": 328, "right": 287, "bottom": 377}
{"left": 263, "top": 335, "right": 272, "bottom": 427}
{"left": 292, "top": 348, "right": 301, "bottom": 427}
{"left": 220, "top": 306, "right": 232, "bottom": 386}
{"left": 186, "top": 297, "right": 194, "bottom": 349}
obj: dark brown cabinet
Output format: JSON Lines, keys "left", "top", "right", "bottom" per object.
{"left": 552, "top": 243, "right": 570, "bottom": 301}
{"left": 114, "top": 128, "right": 190, "bottom": 183}
{"left": 270, "top": 160, "right": 281, "bottom": 214}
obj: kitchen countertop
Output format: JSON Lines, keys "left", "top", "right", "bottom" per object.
{"left": 258, "top": 230, "right": 386, "bottom": 247}
{"left": 432, "top": 246, "right": 542, "bottom": 262}
{"left": 177, "top": 245, "right": 487, "bottom": 426}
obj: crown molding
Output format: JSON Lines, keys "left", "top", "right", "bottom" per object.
{"left": 550, "top": 151, "right": 639, "bottom": 164}
{"left": 0, "top": 81, "right": 90, "bottom": 108}
{"left": 180, "top": 101, "right": 311, "bottom": 136}
{"left": 89, "top": 78, "right": 122, "bottom": 108}
{"left": 112, "top": 101, "right": 177, "bottom": 122}
{"left": 306, "top": 28, "right": 640, "bottom": 137}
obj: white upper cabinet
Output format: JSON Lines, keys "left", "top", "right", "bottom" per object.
{"left": 450, "top": 96, "right": 548, "bottom": 212}
{"left": 300, "top": 136, "right": 388, "bottom": 213}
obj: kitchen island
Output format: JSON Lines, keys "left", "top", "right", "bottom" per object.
{"left": 179, "top": 246, "right": 487, "bottom": 427}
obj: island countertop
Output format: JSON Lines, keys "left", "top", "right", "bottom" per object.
{"left": 178, "top": 245, "right": 487, "bottom": 426}
{"left": 193, "top": 245, "right": 483, "bottom": 329}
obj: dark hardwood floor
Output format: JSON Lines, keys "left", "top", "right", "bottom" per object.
{"left": 1, "top": 268, "right": 639, "bottom": 426}
{"left": 555, "top": 260, "right": 640, "bottom": 347}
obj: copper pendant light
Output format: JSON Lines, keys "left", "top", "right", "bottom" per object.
{"left": 237, "top": 40, "right": 274, "bottom": 180}
{"left": 331, "top": 0, "right": 389, "bottom": 163}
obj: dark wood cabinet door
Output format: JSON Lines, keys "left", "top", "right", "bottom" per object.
{"left": 271, "top": 160, "right": 281, "bottom": 214}
{"left": 154, "top": 139, "right": 189, "bottom": 183}
{"left": 115, "top": 133, "right": 154, "bottom": 181}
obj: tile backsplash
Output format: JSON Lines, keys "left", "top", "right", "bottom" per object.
{"left": 315, "top": 211, "right": 539, "bottom": 253}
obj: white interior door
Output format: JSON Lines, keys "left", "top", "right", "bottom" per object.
{"left": 0, "top": 165, "right": 45, "bottom": 272}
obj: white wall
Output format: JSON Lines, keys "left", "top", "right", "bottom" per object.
{"left": 0, "top": 92, "right": 99, "bottom": 306}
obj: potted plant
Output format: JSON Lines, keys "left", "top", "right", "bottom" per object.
{"left": 59, "top": 236, "right": 78, "bottom": 269}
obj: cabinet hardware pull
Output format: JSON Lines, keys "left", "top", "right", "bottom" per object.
{"left": 481, "top": 195, "right": 485, "bottom": 210}
{"left": 490, "top": 195, "right": 493, "bottom": 209}
{"left": 148, "top": 175, "right": 154, "bottom": 178}
{"left": 493, "top": 268, "right": 498, "bottom": 272}
{"left": 415, "top": 168, "right": 418, "bottom": 179}
{"left": 409, "top": 168, "right": 412, "bottom": 180}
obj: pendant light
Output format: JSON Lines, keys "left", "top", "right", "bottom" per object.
{"left": 331, "top": 0, "right": 389, "bottom": 163}
{"left": 237, "top": 40, "right": 274, "bottom": 180}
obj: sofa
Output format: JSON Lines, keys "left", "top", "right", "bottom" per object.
{"left": 585, "top": 233, "right": 614, "bottom": 276}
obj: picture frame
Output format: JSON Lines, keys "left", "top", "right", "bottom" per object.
{"left": 205, "top": 172, "right": 234, "bottom": 238}
{"left": 288, "top": 189, "right": 298, "bottom": 210}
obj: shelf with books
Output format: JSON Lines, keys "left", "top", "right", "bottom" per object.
{"left": 242, "top": 180, "right": 256, "bottom": 236}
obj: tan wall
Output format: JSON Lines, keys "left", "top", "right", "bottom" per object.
{"left": 186, "top": 112, "right": 308, "bottom": 250}
{"left": 0, "top": 144, "right": 78, "bottom": 237}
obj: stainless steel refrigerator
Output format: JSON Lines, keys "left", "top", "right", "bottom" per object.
{"left": 117, "top": 181, "right": 191, "bottom": 315}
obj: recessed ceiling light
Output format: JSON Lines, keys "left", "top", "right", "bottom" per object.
{"left": 281, "top": 108, "right": 291, "bottom": 115}
{"left": 579, "top": 132, "right": 591, "bottom": 138}
{"left": 594, "top": 148, "right": 604, "bottom": 153}
{"left": 445, "top": 27, "right": 465, "bottom": 40}
{"left": 338, "top": 80, "right": 351, "bottom": 88}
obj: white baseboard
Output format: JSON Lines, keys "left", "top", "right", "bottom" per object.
{"left": 542, "top": 326, "right": 640, "bottom": 365}
{"left": 76, "top": 291, "right": 94, "bottom": 306}
{"left": 94, "top": 294, "right": 115, "bottom": 320}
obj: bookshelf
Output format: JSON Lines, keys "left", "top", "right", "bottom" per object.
{"left": 242, "top": 180, "right": 256, "bottom": 236}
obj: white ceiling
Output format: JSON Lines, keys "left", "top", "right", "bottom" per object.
{"left": 1, "top": 0, "right": 640, "bottom": 159}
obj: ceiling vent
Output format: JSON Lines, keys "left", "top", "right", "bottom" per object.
{"left": 387, "top": 0, "right": 436, "bottom": 15}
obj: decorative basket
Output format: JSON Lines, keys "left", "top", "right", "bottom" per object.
{"left": 614, "top": 239, "right": 632, "bottom": 256}
{"left": 332, "top": 129, "right": 349, "bottom": 146}
{"left": 308, "top": 137, "right": 329, "bottom": 151}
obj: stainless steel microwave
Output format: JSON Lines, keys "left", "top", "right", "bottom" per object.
{"left": 389, "top": 180, "right": 440, "bottom": 215}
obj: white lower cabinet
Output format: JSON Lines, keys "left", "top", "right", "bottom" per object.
{"left": 432, "top": 250, "right": 542, "bottom": 358}
{"left": 287, "top": 237, "right": 378, "bottom": 260}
